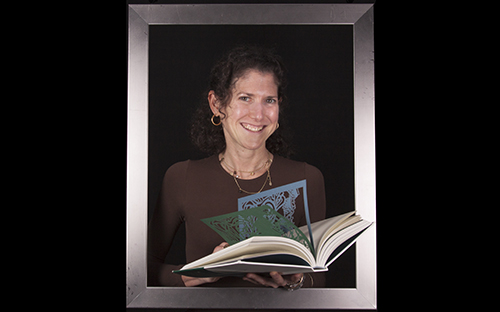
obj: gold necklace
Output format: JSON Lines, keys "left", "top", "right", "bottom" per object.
{"left": 233, "top": 167, "right": 272, "bottom": 194}
{"left": 219, "top": 155, "right": 273, "bottom": 194}
{"left": 220, "top": 157, "right": 270, "bottom": 178}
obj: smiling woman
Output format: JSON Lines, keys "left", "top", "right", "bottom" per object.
{"left": 190, "top": 45, "right": 291, "bottom": 158}
{"left": 148, "top": 45, "right": 327, "bottom": 289}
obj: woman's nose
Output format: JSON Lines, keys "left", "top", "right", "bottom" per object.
{"left": 250, "top": 102, "right": 264, "bottom": 120}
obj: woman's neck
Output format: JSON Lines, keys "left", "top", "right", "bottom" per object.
{"left": 219, "top": 147, "right": 273, "bottom": 180}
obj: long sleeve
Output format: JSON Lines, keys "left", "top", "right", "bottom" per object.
{"left": 303, "top": 163, "right": 327, "bottom": 288}
{"left": 147, "top": 161, "right": 188, "bottom": 286}
{"left": 304, "top": 163, "right": 327, "bottom": 225}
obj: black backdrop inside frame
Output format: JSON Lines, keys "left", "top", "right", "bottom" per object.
{"left": 147, "top": 24, "right": 355, "bottom": 288}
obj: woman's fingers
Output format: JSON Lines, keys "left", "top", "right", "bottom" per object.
{"left": 244, "top": 273, "right": 280, "bottom": 288}
{"left": 182, "top": 275, "right": 221, "bottom": 287}
{"left": 213, "top": 242, "right": 229, "bottom": 253}
{"left": 269, "top": 271, "right": 287, "bottom": 287}
{"left": 182, "top": 242, "right": 229, "bottom": 287}
{"left": 243, "top": 272, "right": 304, "bottom": 289}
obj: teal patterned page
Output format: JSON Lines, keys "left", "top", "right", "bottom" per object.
{"left": 201, "top": 205, "right": 313, "bottom": 252}
{"left": 238, "top": 179, "right": 315, "bottom": 254}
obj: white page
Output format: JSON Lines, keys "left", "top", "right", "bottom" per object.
{"left": 317, "top": 220, "right": 373, "bottom": 266}
{"left": 206, "top": 260, "right": 327, "bottom": 275}
{"left": 181, "top": 236, "right": 315, "bottom": 270}
{"left": 298, "top": 211, "right": 355, "bottom": 253}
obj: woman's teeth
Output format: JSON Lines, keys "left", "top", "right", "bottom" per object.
{"left": 242, "top": 123, "right": 264, "bottom": 132}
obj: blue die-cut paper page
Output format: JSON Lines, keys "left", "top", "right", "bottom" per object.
{"left": 237, "top": 179, "right": 315, "bottom": 253}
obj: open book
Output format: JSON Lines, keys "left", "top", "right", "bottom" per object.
{"left": 173, "top": 207, "right": 372, "bottom": 277}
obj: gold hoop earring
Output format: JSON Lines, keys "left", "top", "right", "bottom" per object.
{"left": 211, "top": 115, "right": 222, "bottom": 126}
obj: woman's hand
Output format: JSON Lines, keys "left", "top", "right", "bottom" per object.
{"left": 243, "top": 271, "right": 303, "bottom": 289}
{"left": 181, "top": 242, "right": 229, "bottom": 287}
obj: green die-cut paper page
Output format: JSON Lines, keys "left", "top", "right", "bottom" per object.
{"left": 201, "top": 205, "right": 312, "bottom": 251}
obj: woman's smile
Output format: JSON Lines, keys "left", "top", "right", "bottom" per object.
{"left": 241, "top": 123, "right": 266, "bottom": 132}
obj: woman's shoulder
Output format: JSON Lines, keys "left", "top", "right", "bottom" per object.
{"left": 274, "top": 155, "right": 322, "bottom": 172}
{"left": 273, "top": 155, "right": 302, "bottom": 167}
{"left": 166, "top": 155, "right": 218, "bottom": 176}
{"left": 165, "top": 159, "right": 189, "bottom": 176}
{"left": 273, "top": 155, "right": 324, "bottom": 180}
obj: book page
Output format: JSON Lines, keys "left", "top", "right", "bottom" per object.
{"left": 298, "top": 211, "right": 355, "bottom": 253}
{"left": 237, "top": 179, "right": 315, "bottom": 252}
{"left": 206, "top": 261, "right": 319, "bottom": 276}
{"left": 317, "top": 220, "right": 373, "bottom": 266}
{"left": 180, "top": 235, "right": 315, "bottom": 271}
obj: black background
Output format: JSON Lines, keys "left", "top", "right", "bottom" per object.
{"left": 148, "top": 24, "right": 356, "bottom": 288}
{"left": 68, "top": 0, "right": 403, "bottom": 310}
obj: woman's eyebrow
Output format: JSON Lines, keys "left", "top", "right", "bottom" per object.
{"left": 237, "top": 91, "right": 278, "bottom": 98}
{"left": 237, "top": 92, "right": 254, "bottom": 96}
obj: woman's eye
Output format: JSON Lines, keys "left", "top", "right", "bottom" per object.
{"left": 239, "top": 96, "right": 250, "bottom": 102}
{"left": 266, "top": 99, "right": 277, "bottom": 104}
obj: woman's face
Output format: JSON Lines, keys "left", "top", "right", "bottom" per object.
{"left": 210, "top": 69, "right": 280, "bottom": 154}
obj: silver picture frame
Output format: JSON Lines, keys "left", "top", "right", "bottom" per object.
{"left": 127, "top": 3, "right": 376, "bottom": 309}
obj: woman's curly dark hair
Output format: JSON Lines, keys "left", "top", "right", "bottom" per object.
{"left": 190, "top": 45, "right": 292, "bottom": 157}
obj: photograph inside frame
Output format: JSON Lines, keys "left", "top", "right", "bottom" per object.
{"left": 148, "top": 24, "right": 356, "bottom": 288}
